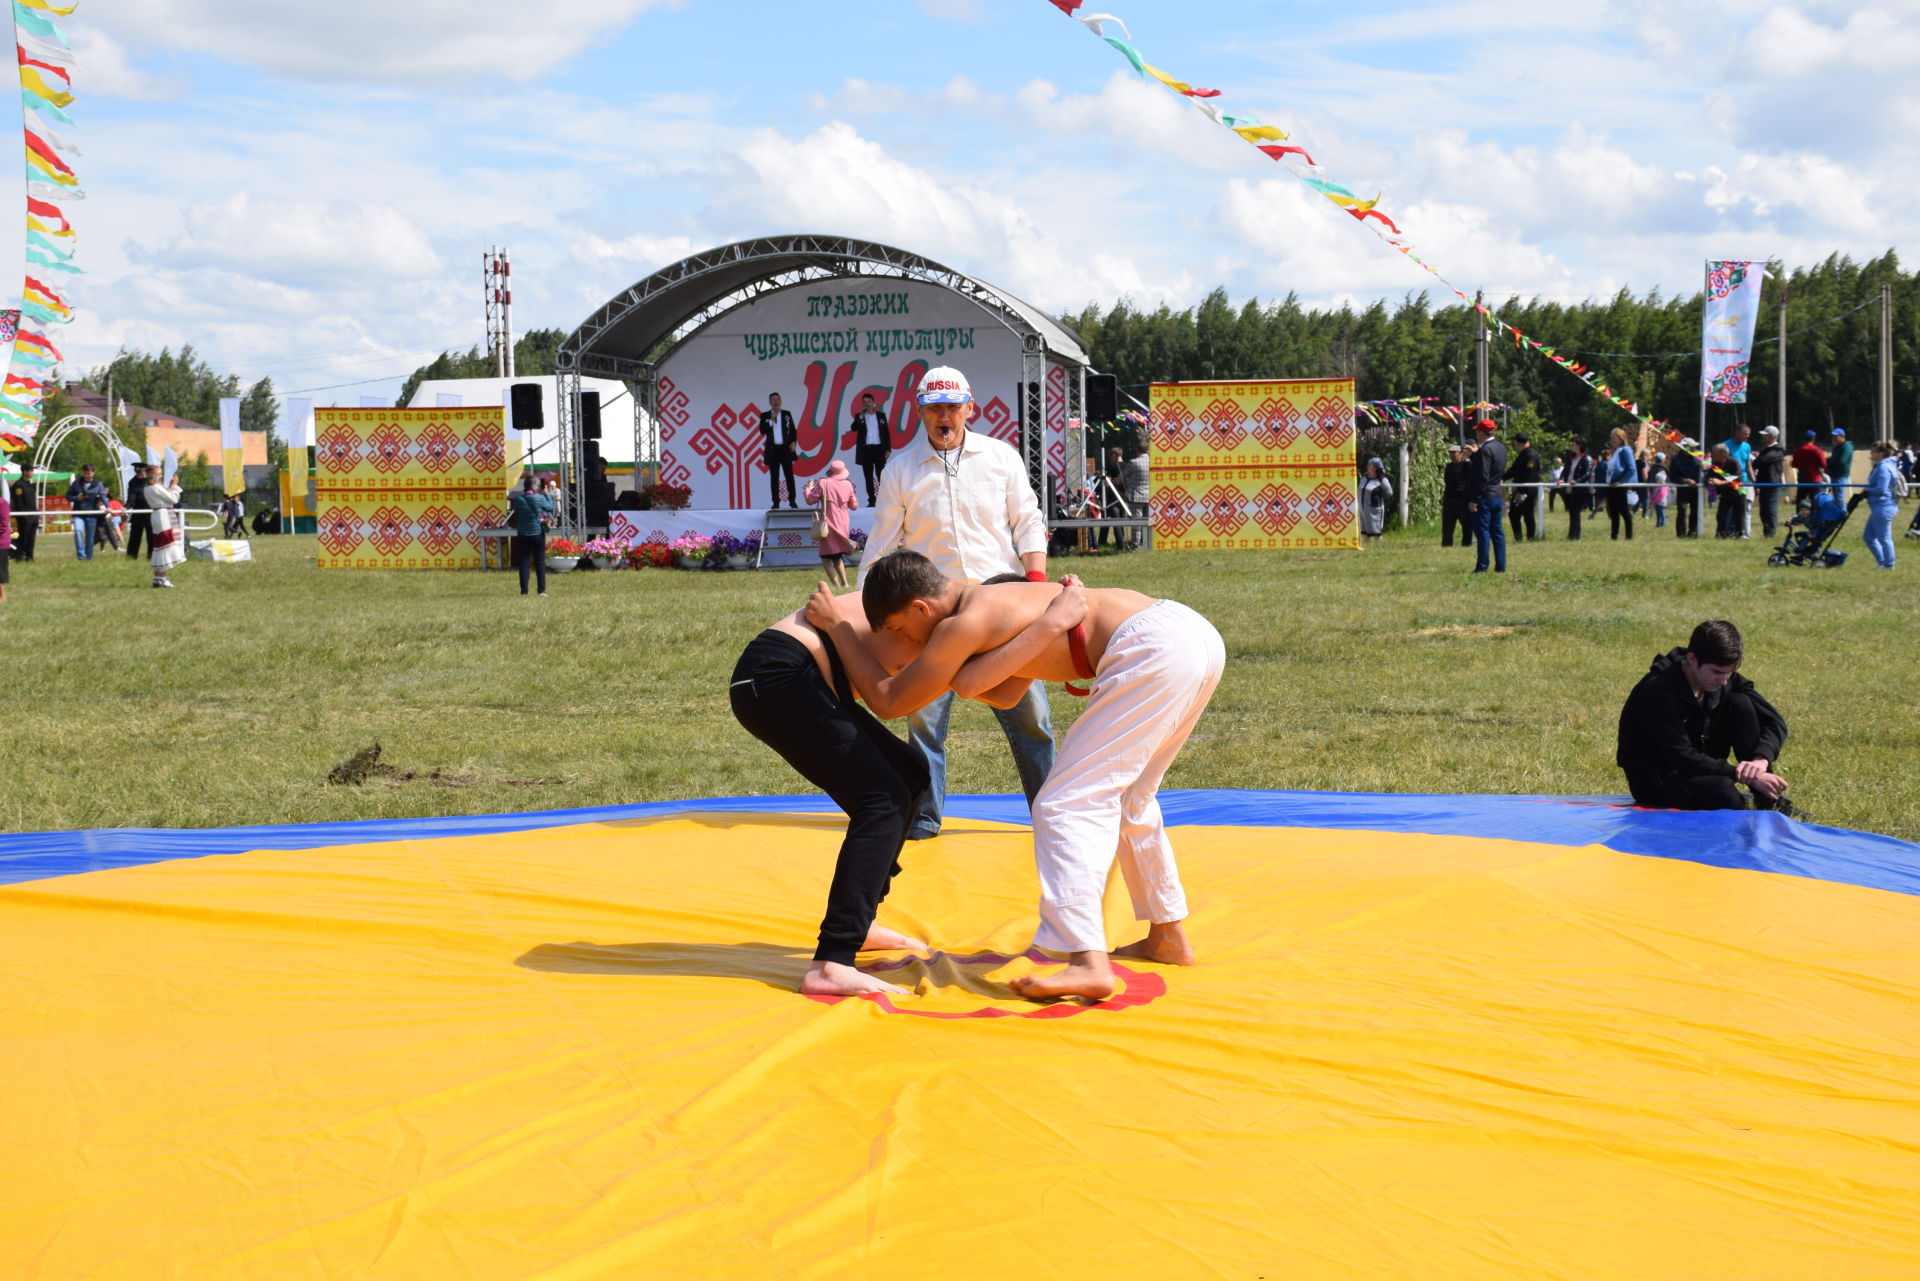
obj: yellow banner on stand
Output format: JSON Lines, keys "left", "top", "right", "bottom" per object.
{"left": 315, "top": 492, "right": 507, "bottom": 570}
{"left": 313, "top": 407, "right": 509, "bottom": 493}
{"left": 1149, "top": 378, "right": 1358, "bottom": 550}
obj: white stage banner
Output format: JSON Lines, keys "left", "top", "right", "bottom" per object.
{"left": 1701, "top": 260, "right": 1764, "bottom": 404}
{"left": 654, "top": 279, "right": 1074, "bottom": 511}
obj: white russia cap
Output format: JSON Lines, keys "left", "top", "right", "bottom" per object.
{"left": 917, "top": 366, "right": 972, "bottom": 405}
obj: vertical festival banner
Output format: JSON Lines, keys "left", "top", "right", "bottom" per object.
{"left": 1701, "top": 260, "right": 1763, "bottom": 404}
{"left": 2, "top": 0, "right": 81, "bottom": 439}
{"left": 1148, "top": 378, "right": 1358, "bottom": 550}
{"left": 218, "top": 396, "right": 244, "bottom": 495}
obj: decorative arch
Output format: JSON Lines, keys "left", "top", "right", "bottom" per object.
{"left": 26, "top": 413, "right": 134, "bottom": 502}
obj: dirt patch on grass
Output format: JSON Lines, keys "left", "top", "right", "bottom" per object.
{"left": 1414, "top": 624, "right": 1517, "bottom": 638}
{"left": 327, "top": 742, "right": 546, "bottom": 789}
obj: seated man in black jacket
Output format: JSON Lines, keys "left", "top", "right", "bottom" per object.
{"left": 1616, "top": 619, "right": 1796, "bottom": 814}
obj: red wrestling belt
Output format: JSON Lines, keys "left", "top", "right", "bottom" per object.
{"left": 1065, "top": 621, "right": 1095, "bottom": 698}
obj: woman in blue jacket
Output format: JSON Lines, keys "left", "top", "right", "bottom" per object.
{"left": 1860, "top": 440, "right": 1901, "bottom": 569}
{"left": 1605, "top": 428, "right": 1637, "bottom": 540}
{"left": 506, "top": 473, "right": 557, "bottom": 595}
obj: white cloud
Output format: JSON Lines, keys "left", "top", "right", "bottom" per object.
{"left": 916, "top": 0, "right": 984, "bottom": 20}
{"left": 87, "top": 0, "right": 683, "bottom": 83}
{"left": 70, "top": 28, "right": 185, "bottom": 100}
{"left": 132, "top": 192, "right": 446, "bottom": 284}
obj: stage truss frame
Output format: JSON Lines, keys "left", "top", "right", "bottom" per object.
{"left": 553, "top": 235, "right": 1089, "bottom": 532}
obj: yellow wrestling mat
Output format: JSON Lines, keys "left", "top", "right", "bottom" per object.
{"left": 5, "top": 810, "right": 1919, "bottom": 1278}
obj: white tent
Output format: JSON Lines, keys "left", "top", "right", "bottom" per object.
{"left": 404, "top": 375, "right": 641, "bottom": 468}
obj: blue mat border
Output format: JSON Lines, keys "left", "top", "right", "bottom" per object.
{"left": 3, "top": 790, "right": 1916, "bottom": 898}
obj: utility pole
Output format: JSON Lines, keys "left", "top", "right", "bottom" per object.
{"left": 1878, "top": 282, "right": 1893, "bottom": 439}
{"left": 1473, "top": 290, "right": 1489, "bottom": 422}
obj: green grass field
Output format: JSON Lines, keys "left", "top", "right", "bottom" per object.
{"left": 4, "top": 523, "right": 1915, "bottom": 840}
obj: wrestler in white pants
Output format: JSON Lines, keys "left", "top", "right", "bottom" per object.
{"left": 1030, "top": 599, "right": 1226, "bottom": 954}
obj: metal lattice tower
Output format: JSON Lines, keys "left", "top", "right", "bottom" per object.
{"left": 483, "top": 247, "right": 513, "bottom": 377}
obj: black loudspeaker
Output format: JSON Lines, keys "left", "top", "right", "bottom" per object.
{"left": 1086, "top": 373, "right": 1119, "bottom": 422}
{"left": 508, "top": 382, "right": 543, "bottom": 434}
{"left": 580, "top": 391, "right": 602, "bottom": 440}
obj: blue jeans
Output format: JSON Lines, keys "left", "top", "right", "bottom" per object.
{"left": 906, "top": 682, "right": 1054, "bottom": 835}
{"left": 1472, "top": 496, "right": 1506, "bottom": 572}
{"left": 1862, "top": 503, "right": 1896, "bottom": 568}
{"left": 1653, "top": 502, "right": 1667, "bottom": 527}
{"left": 71, "top": 515, "right": 98, "bottom": 560}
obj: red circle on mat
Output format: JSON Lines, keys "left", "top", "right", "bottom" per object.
{"left": 805, "top": 949, "right": 1168, "bottom": 1019}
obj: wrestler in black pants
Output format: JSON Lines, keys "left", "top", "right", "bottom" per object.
{"left": 730, "top": 630, "right": 929, "bottom": 966}
{"left": 1627, "top": 690, "right": 1775, "bottom": 811}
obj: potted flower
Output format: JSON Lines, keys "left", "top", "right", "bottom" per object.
{"left": 546, "top": 536, "right": 584, "bottom": 571}
{"left": 704, "top": 531, "right": 749, "bottom": 569}
{"left": 582, "top": 533, "right": 630, "bottom": 569}
{"left": 846, "top": 528, "right": 869, "bottom": 565}
{"left": 667, "top": 532, "right": 711, "bottom": 569}
{"left": 625, "top": 540, "right": 672, "bottom": 569}
{"left": 642, "top": 480, "right": 693, "bottom": 512}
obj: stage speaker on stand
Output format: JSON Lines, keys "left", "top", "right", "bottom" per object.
{"left": 1086, "top": 373, "right": 1119, "bottom": 423}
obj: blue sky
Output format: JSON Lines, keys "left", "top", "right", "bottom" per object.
{"left": 19, "top": 0, "right": 1919, "bottom": 407}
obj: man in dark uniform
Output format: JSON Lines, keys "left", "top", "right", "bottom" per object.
{"left": 8, "top": 460, "right": 37, "bottom": 561}
{"left": 849, "top": 392, "right": 890, "bottom": 506}
{"left": 124, "top": 462, "right": 152, "bottom": 559}
{"left": 1504, "top": 431, "right": 1542, "bottom": 541}
{"left": 1440, "top": 442, "right": 1471, "bottom": 548}
{"left": 1616, "top": 619, "right": 1796, "bottom": 815}
{"left": 1752, "top": 425, "right": 1786, "bottom": 539}
{"left": 759, "top": 391, "right": 798, "bottom": 509}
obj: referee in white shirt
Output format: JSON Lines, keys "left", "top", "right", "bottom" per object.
{"left": 857, "top": 365, "right": 1054, "bottom": 839}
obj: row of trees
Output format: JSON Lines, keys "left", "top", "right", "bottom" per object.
{"left": 394, "top": 329, "right": 565, "bottom": 408}
{"left": 1063, "top": 251, "right": 1920, "bottom": 448}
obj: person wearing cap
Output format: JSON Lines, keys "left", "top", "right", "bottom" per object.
{"left": 1503, "top": 432, "right": 1542, "bottom": 541}
{"left": 1825, "top": 427, "right": 1854, "bottom": 502}
{"left": 1718, "top": 423, "right": 1753, "bottom": 537}
{"left": 1357, "top": 457, "right": 1392, "bottom": 547}
{"left": 1465, "top": 418, "right": 1507, "bottom": 572}
{"left": 758, "top": 392, "right": 799, "bottom": 510}
{"left": 1790, "top": 430, "right": 1826, "bottom": 507}
{"left": 1440, "top": 442, "right": 1472, "bottom": 548}
{"left": 857, "top": 365, "right": 1054, "bottom": 840}
{"left": 1669, "top": 438, "right": 1703, "bottom": 538}
{"left": 1753, "top": 426, "right": 1786, "bottom": 539}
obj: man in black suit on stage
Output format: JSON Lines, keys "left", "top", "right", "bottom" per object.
{"left": 850, "top": 392, "right": 891, "bottom": 505}
{"left": 759, "top": 391, "right": 799, "bottom": 509}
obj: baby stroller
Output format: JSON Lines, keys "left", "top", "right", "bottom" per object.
{"left": 1767, "top": 491, "right": 1851, "bottom": 567}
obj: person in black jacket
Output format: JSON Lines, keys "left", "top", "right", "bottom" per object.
{"left": 1561, "top": 440, "right": 1592, "bottom": 540}
{"left": 8, "top": 461, "right": 37, "bottom": 561}
{"left": 124, "top": 463, "right": 152, "bottom": 559}
{"left": 759, "top": 391, "right": 799, "bottom": 509}
{"left": 849, "top": 392, "right": 890, "bottom": 506}
{"left": 1616, "top": 619, "right": 1795, "bottom": 814}
{"left": 1752, "top": 425, "right": 1787, "bottom": 538}
{"left": 1504, "top": 432, "right": 1542, "bottom": 541}
{"left": 1440, "top": 442, "right": 1472, "bottom": 548}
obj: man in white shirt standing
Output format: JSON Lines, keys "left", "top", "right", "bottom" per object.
{"left": 850, "top": 392, "right": 891, "bottom": 506}
{"left": 858, "top": 365, "right": 1053, "bottom": 839}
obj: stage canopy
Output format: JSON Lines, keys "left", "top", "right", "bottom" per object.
{"left": 550, "top": 235, "right": 1093, "bottom": 520}
{"left": 5, "top": 791, "right": 1919, "bottom": 1278}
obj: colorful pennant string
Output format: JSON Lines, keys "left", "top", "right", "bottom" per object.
{"left": 1044, "top": 0, "right": 1699, "bottom": 455}
{"left": 2, "top": 0, "right": 79, "bottom": 434}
